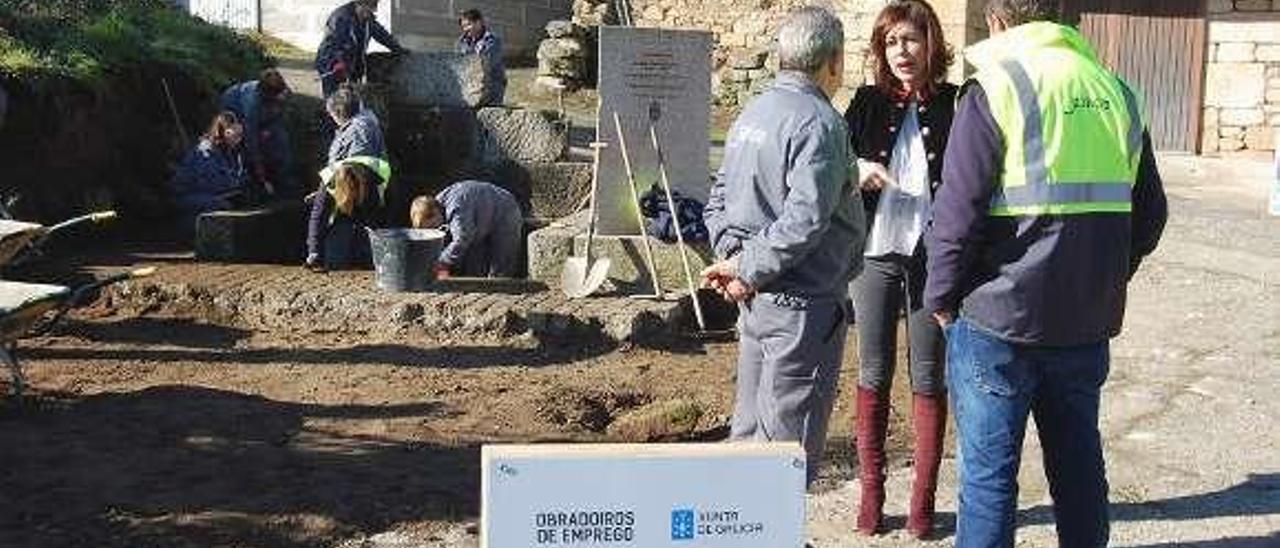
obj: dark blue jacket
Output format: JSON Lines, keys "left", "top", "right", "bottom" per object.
{"left": 314, "top": 2, "right": 403, "bottom": 82}
{"left": 924, "top": 83, "right": 1168, "bottom": 346}
{"left": 170, "top": 138, "right": 248, "bottom": 213}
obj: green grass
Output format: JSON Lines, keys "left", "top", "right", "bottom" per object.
{"left": 0, "top": 0, "right": 269, "bottom": 91}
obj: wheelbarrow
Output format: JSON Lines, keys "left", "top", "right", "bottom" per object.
{"left": 0, "top": 211, "right": 156, "bottom": 397}
{"left": 0, "top": 211, "right": 118, "bottom": 270}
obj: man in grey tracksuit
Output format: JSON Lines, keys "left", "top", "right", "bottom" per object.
{"left": 702, "top": 6, "right": 866, "bottom": 484}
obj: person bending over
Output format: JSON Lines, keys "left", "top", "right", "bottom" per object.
{"left": 409, "top": 180, "right": 522, "bottom": 279}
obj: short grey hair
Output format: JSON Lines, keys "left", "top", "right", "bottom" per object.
{"left": 326, "top": 86, "right": 362, "bottom": 123}
{"left": 776, "top": 6, "right": 844, "bottom": 74}
{"left": 985, "top": 0, "right": 1059, "bottom": 26}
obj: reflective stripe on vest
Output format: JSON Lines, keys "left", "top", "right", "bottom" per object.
{"left": 319, "top": 155, "right": 391, "bottom": 200}
{"left": 989, "top": 59, "right": 1135, "bottom": 215}
{"left": 968, "top": 23, "right": 1142, "bottom": 218}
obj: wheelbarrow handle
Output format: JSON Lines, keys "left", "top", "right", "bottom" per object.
{"left": 46, "top": 210, "right": 117, "bottom": 235}
{"left": 27, "top": 266, "right": 158, "bottom": 338}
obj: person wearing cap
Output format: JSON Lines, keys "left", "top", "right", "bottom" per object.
{"left": 314, "top": 0, "right": 408, "bottom": 97}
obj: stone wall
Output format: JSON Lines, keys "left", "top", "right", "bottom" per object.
{"left": 259, "top": 0, "right": 572, "bottom": 60}
{"left": 1203, "top": 1, "right": 1280, "bottom": 153}
{"left": 628, "top": 0, "right": 981, "bottom": 107}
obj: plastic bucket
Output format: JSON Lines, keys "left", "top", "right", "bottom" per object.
{"left": 367, "top": 228, "right": 446, "bottom": 292}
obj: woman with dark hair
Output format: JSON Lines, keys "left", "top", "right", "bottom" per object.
{"left": 170, "top": 111, "right": 249, "bottom": 235}
{"left": 843, "top": 0, "right": 956, "bottom": 538}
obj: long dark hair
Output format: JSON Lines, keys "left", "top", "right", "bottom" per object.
{"left": 869, "top": 0, "right": 953, "bottom": 97}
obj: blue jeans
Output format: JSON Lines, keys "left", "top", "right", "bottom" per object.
{"left": 946, "top": 317, "right": 1110, "bottom": 548}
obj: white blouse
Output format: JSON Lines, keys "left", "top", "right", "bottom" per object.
{"left": 864, "top": 101, "right": 932, "bottom": 258}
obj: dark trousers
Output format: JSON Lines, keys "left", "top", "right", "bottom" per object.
{"left": 322, "top": 217, "right": 371, "bottom": 269}
{"left": 852, "top": 253, "right": 945, "bottom": 395}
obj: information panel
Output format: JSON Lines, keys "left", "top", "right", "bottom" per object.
{"left": 482, "top": 443, "right": 806, "bottom": 548}
{"left": 594, "top": 27, "right": 712, "bottom": 236}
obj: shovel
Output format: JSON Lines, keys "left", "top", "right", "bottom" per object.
{"left": 561, "top": 142, "right": 612, "bottom": 298}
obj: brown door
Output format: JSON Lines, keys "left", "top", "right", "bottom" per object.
{"left": 1060, "top": 0, "right": 1207, "bottom": 152}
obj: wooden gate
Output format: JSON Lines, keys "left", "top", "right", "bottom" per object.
{"left": 1060, "top": 0, "right": 1207, "bottom": 152}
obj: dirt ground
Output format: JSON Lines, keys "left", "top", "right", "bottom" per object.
{"left": 0, "top": 277, "right": 922, "bottom": 547}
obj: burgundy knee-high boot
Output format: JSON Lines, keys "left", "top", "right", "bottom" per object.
{"left": 907, "top": 393, "right": 947, "bottom": 539}
{"left": 855, "top": 386, "right": 889, "bottom": 535}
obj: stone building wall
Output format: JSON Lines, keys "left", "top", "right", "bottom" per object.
{"left": 628, "top": 0, "right": 982, "bottom": 106}
{"left": 1203, "top": 1, "right": 1280, "bottom": 153}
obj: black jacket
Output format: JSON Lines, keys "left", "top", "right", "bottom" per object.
{"left": 843, "top": 83, "right": 958, "bottom": 229}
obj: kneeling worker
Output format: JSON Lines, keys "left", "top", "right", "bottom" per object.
{"left": 410, "top": 180, "right": 522, "bottom": 279}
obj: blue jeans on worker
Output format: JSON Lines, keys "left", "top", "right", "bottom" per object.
{"left": 946, "top": 317, "right": 1111, "bottom": 548}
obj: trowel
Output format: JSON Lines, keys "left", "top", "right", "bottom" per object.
{"left": 561, "top": 142, "right": 612, "bottom": 298}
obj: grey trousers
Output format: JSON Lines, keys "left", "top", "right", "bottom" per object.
{"left": 456, "top": 208, "right": 524, "bottom": 277}
{"left": 730, "top": 292, "right": 850, "bottom": 485}
{"left": 852, "top": 253, "right": 945, "bottom": 395}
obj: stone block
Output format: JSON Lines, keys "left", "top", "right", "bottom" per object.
{"left": 476, "top": 107, "right": 568, "bottom": 164}
{"left": 1245, "top": 125, "right": 1276, "bottom": 150}
{"left": 1220, "top": 137, "right": 1246, "bottom": 152}
{"left": 1235, "top": 0, "right": 1273, "bottom": 11}
{"left": 195, "top": 202, "right": 307, "bottom": 264}
{"left": 366, "top": 51, "right": 492, "bottom": 108}
{"left": 1220, "top": 125, "right": 1246, "bottom": 138}
{"left": 1220, "top": 108, "right": 1266, "bottom": 126}
{"left": 527, "top": 211, "right": 714, "bottom": 295}
{"left": 1209, "top": 0, "right": 1234, "bottom": 13}
{"left": 1258, "top": 45, "right": 1280, "bottom": 62}
{"left": 1201, "top": 107, "right": 1220, "bottom": 153}
{"left": 545, "top": 20, "right": 578, "bottom": 39}
{"left": 1217, "top": 42, "right": 1256, "bottom": 62}
{"left": 729, "top": 48, "right": 768, "bottom": 70}
{"left": 1209, "top": 21, "right": 1280, "bottom": 45}
{"left": 1205, "top": 63, "right": 1267, "bottom": 107}
{"left": 537, "top": 38, "right": 587, "bottom": 73}
{"left": 522, "top": 162, "right": 592, "bottom": 220}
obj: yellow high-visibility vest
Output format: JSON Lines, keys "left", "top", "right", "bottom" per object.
{"left": 966, "top": 22, "right": 1144, "bottom": 217}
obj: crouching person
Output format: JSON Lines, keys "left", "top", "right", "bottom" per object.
{"left": 170, "top": 111, "right": 251, "bottom": 238}
{"left": 409, "top": 180, "right": 522, "bottom": 279}
{"left": 700, "top": 6, "right": 866, "bottom": 486}
{"left": 305, "top": 157, "right": 391, "bottom": 271}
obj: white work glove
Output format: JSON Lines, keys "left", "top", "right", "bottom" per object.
{"left": 857, "top": 158, "right": 897, "bottom": 192}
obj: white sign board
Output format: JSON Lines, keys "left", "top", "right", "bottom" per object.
{"left": 595, "top": 27, "right": 712, "bottom": 236}
{"left": 482, "top": 443, "right": 806, "bottom": 548}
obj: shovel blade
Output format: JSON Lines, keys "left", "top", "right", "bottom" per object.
{"left": 561, "top": 257, "right": 612, "bottom": 298}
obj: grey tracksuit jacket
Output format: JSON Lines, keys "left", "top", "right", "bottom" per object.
{"left": 704, "top": 71, "right": 866, "bottom": 298}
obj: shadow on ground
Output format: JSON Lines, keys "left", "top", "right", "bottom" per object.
{"left": 0, "top": 385, "right": 478, "bottom": 547}
{"left": 915, "top": 474, "right": 1280, "bottom": 542}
